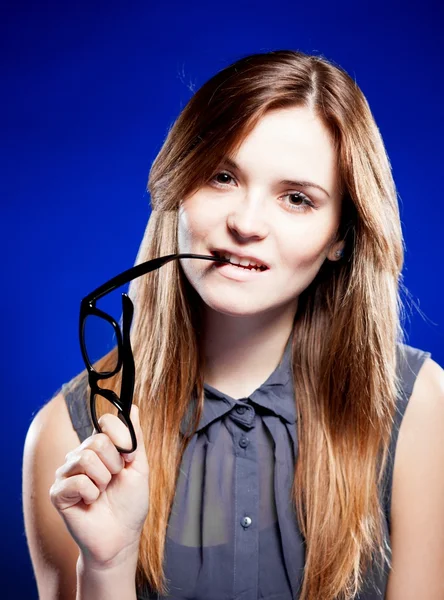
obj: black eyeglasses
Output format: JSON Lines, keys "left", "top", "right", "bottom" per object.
{"left": 79, "top": 253, "right": 229, "bottom": 454}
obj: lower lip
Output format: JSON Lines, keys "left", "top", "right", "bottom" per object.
{"left": 213, "top": 261, "right": 270, "bottom": 281}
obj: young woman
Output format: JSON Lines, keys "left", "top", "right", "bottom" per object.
{"left": 23, "top": 50, "right": 444, "bottom": 600}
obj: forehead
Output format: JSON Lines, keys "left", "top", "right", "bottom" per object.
{"left": 231, "top": 106, "right": 338, "bottom": 192}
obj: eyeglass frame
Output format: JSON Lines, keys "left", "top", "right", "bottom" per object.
{"left": 79, "top": 253, "right": 229, "bottom": 454}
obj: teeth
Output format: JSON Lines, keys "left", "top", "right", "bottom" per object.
{"left": 220, "top": 251, "right": 265, "bottom": 270}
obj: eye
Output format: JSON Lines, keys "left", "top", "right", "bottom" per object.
{"left": 281, "top": 191, "right": 316, "bottom": 213}
{"left": 210, "top": 171, "right": 236, "bottom": 187}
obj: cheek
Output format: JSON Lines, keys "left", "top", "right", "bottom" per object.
{"left": 282, "top": 236, "right": 330, "bottom": 271}
{"left": 177, "top": 200, "right": 216, "bottom": 252}
{"left": 177, "top": 203, "right": 216, "bottom": 285}
{"left": 282, "top": 212, "right": 339, "bottom": 269}
{"left": 289, "top": 247, "right": 326, "bottom": 270}
{"left": 177, "top": 209, "right": 192, "bottom": 252}
{"left": 177, "top": 206, "right": 203, "bottom": 253}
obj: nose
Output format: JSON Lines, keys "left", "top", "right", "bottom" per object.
{"left": 226, "top": 194, "right": 269, "bottom": 241}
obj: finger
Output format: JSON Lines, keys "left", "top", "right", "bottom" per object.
{"left": 56, "top": 448, "right": 112, "bottom": 493}
{"left": 75, "top": 433, "right": 125, "bottom": 475}
{"left": 97, "top": 411, "right": 133, "bottom": 454}
{"left": 50, "top": 474, "right": 101, "bottom": 510}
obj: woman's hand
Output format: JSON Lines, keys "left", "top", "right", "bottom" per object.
{"left": 49, "top": 404, "right": 149, "bottom": 569}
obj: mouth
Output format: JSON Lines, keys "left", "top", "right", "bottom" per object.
{"left": 210, "top": 250, "right": 269, "bottom": 272}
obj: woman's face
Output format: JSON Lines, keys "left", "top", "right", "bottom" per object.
{"left": 177, "top": 105, "right": 344, "bottom": 318}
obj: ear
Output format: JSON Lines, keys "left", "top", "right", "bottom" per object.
{"left": 327, "top": 241, "right": 345, "bottom": 262}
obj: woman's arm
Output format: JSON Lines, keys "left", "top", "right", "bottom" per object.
{"left": 23, "top": 392, "right": 82, "bottom": 599}
{"left": 22, "top": 392, "right": 139, "bottom": 600}
{"left": 75, "top": 553, "right": 138, "bottom": 600}
{"left": 386, "top": 357, "right": 444, "bottom": 600}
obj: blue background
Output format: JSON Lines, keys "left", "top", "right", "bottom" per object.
{"left": 2, "top": 0, "right": 443, "bottom": 596}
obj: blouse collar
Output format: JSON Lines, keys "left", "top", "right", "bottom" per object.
{"left": 180, "top": 332, "right": 296, "bottom": 435}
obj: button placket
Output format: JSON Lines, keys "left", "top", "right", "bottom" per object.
{"left": 226, "top": 416, "right": 259, "bottom": 599}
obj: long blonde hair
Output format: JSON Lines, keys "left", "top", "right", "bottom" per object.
{"left": 79, "top": 50, "right": 405, "bottom": 599}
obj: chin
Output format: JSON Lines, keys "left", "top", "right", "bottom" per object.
{"left": 201, "top": 295, "right": 269, "bottom": 317}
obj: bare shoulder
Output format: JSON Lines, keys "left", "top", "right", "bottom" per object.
{"left": 23, "top": 390, "right": 84, "bottom": 600}
{"left": 387, "top": 356, "right": 444, "bottom": 599}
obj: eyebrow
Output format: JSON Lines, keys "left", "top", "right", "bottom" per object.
{"left": 222, "top": 158, "right": 331, "bottom": 199}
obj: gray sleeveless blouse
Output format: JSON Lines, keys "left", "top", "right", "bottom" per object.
{"left": 59, "top": 339, "right": 431, "bottom": 600}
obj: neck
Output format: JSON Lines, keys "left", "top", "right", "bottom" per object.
{"left": 201, "top": 303, "right": 296, "bottom": 399}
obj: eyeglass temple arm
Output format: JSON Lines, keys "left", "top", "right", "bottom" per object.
{"left": 119, "top": 294, "right": 135, "bottom": 407}
{"left": 82, "top": 253, "right": 228, "bottom": 304}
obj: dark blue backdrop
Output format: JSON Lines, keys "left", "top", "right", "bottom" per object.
{"left": 2, "top": 1, "right": 443, "bottom": 597}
